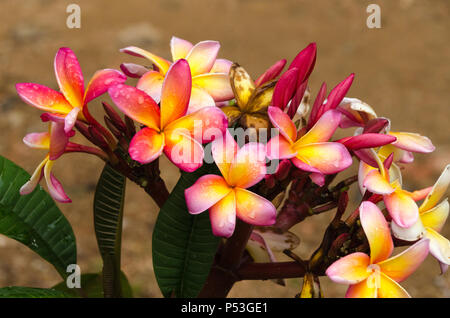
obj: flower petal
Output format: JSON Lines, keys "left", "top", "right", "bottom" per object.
{"left": 424, "top": 228, "right": 450, "bottom": 265}
{"left": 384, "top": 189, "right": 419, "bottom": 228}
{"left": 288, "top": 43, "right": 317, "bottom": 83}
{"left": 294, "top": 142, "right": 352, "bottom": 174}
{"left": 294, "top": 110, "right": 341, "bottom": 146}
{"left": 377, "top": 273, "right": 411, "bottom": 298}
{"left": 363, "top": 170, "right": 394, "bottom": 195}
{"left": 23, "top": 132, "right": 50, "bottom": 149}
{"left": 64, "top": 107, "right": 80, "bottom": 134}
{"left": 84, "top": 69, "right": 127, "bottom": 104}
{"left": 15, "top": 83, "right": 73, "bottom": 114}
{"left": 228, "top": 143, "right": 267, "bottom": 188}
{"left": 44, "top": 160, "right": 71, "bottom": 203}
{"left": 378, "top": 238, "right": 430, "bottom": 282}
{"left": 187, "top": 86, "right": 216, "bottom": 113}
{"left": 268, "top": 106, "right": 297, "bottom": 143}
{"left": 136, "top": 71, "right": 164, "bottom": 104}
{"left": 326, "top": 252, "right": 371, "bottom": 284}
{"left": 185, "top": 174, "right": 231, "bottom": 214}
{"left": 108, "top": 84, "right": 160, "bottom": 131}
{"left": 254, "top": 59, "right": 286, "bottom": 87}
{"left": 339, "top": 133, "right": 396, "bottom": 150}
{"left": 170, "top": 36, "right": 193, "bottom": 61}
{"left": 163, "top": 129, "right": 204, "bottom": 172}
{"left": 210, "top": 58, "right": 233, "bottom": 74}
{"left": 54, "top": 47, "right": 84, "bottom": 108}
{"left": 120, "top": 46, "right": 171, "bottom": 74}
{"left": 209, "top": 190, "right": 236, "bottom": 238}
{"left": 321, "top": 74, "right": 354, "bottom": 113}
{"left": 391, "top": 218, "right": 426, "bottom": 242}
{"left": 420, "top": 164, "right": 450, "bottom": 213}
{"left": 235, "top": 188, "right": 276, "bottom": 226}
{"left": 266, "top": 134, "right": 297, "bottom": 160}
{"left": 230, "top": 64, "right": 255, "bottom": 109}
{"left": 165, "top": 106, "right": 228, "bottom": 143}
{"left": 389, "top": 132, "right": 435, "bottom": 153}
{"left": 160, "top": 59, "right": 191, "bottom": 128}
{"left": 359, "top": 201, "right": 394, "bottom": 264}
{"left": 128, "top": 127, "right": 164, "bottom": 164}
{"left": 120, "top": 63, "right": 148, "bottom": 78}
{"left": 192, "top": 73, "right": 234, "bottom": 102}
{"left": 185, "top": 41, "right": 220, "bottom": 76}
{"left": 421, "top": 199, "right": 449, "bottom": 232}
{"left": 211, "top": 130, "right": 239, "bottom": 182}
{"left": 48, "top": 120, "right": 69, "bottom": 160}
{"left": 20, "top": 157, "right": 47, "bottom": 195}
{"left": 271, "top": 68, "right": 299, "bottom": 110}
{"left": 345, "top": 279, "right": 377, "bottom": 298}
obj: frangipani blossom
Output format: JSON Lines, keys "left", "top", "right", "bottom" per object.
{"left": 266, "top": 106, "right": 352, "bottom": 184}
{"left": 109, "top": 59, "right": 228, "bottom": 172}
{"left": 326, "top": 201, "right": 429, "bottom": 298}
{"left": 392, "top": 165, "right": 450, "bottom": 273}
{"left": 16, "top": 47, "right": 126, "bottom": 134}
{"left": 185, "top": 131, "right": 276, "bottom": 237}
{"left": 120, "top": 36, "right": 233, "bottom": 113}
{"left": 20, "top": 114, "right": 74, "bottom": 203}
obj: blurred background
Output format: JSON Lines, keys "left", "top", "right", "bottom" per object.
{"left": 0, "top": 0, "right": 449, "bottom": 297}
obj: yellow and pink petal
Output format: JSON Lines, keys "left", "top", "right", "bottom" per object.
{"left": 389, "top": 132, "right": 435, "bottom": 154}
{"left": 160, "top": 59, "right": 192, "bottom": 128}
{"left": 163, "top": 129, "right": 204, "bottom": 172}
{"left": 209, "top": 190, "right": 236, "bottom": 238}
{"left": 54, "top": 47, "right": 85, "bottom": 108}
{"left": 23, "top": 132, "right": 50, "bottom": 149}
{"left": 384, "top": 189, "right": 419, "bottom": 228}
{"left": 136, "top": 71, "right": 164, "bottom": 104}
{"left": 108, "top": 84, "right": 160, "bottom": 131}
{"left": 185, "top": 174, "right": 232, "bottom": 214}
{"left": 268, "top": 106, "right": 297, "bottom": 143}
{"left": 235, "top": 188, "right": 276, "bottom": 226}
{"left": 211, "top": 130, "right": 239, "bottom": 181}
{"left": 363, "top": 169, "right": 394, "bottom": 195}
{"left": 120, "top": 63, "right": 149, "bottom": 78}
{"left": 294, "top": 110, "right": 341, "bottom": 147}
{"left": 84, "top": 69, "right": 127, "bottom": 104}
{"left": 228, "top": 142, "right": 267, "bottom": 189}
{"left": 378, "top": 238, "right": 430, "bottom": 282}
{"left": 128, "top": 128, "right": 165, "bottom": 164}
{"left": 419, "top": 164, "right": 450, "bottom": 213}
{"left": 266, "top": 134, "right": 297, "bottom": 160}
{"left": 43, "top": 160, "right": 71, "bottom": 203}
{"left": 210, "top": 58, "right": 233, "bottom": 74}
{"left": 326, "top": 252, "right": 371, "bottom": 284}
{"left": 170, "top": 36, "right": 193, "bottom": 61}
{"left": 377, "top": 273, "right": 411, "bottom": 298}
{"left": 15, "top": 83, "right": 73, "bottom": 115}
{"left": 120, "top": 46, "right": 171, "bottom": 75}
{"left": 185, "top": 41, "right": 220, "bottom": 76}
{"left": 359, "top": 201, "right": 394, "bottom": 264}
{"left": 20, "top": 157, "right": 48, "bottom": 195}
{"left": 345, "top": 279, "right": 377, "bottom": 298}
{"left": 192, "top": 73, "right": 234, "bottom": 102}
{"left": 421, "top": 200, "right": 449, "bottom": 232}
{"left": 294, "top": 142, "right": 352, "bottom": 175}
{"left": 424, "top": 228, "right": 450, "bottom": 267}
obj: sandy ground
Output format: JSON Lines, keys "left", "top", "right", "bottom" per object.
{"left": 0, "top": 0, "right": 448, "bottom": 297}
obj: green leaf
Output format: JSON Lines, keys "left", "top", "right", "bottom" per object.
{"left": 152, "top": 164, "right": 221, "bottom": 298}
{"left": 0, "top": 287, "right": 71, "bottom": 298}
{"left": 52, "top": 272, "right": 133, "bottom": 298}
{"left": 93, "top": 164, "right": 126, "bottom": 297}
{"left": 0, "top": 155, "right": 76, "bottom": 278}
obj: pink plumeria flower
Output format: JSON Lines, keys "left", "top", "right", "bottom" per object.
{"left": 185, "top": 131, "right": 276, "bottom": 237}
{"left": 20, "top": 114, "right": 75, "bottom": 203}
{"left": 16, "top": 47, "right": 126, "bottom": 134}
{"left": 120, "top": 36, "right": 234, "bottom": 113}
{"left": 266, "top": 106, "right": 352, "bottom": 186}
{"left": 360, "top": 151, "right": 422, "bottom": 228}
{"left": 337, "top": 97, "right": 378, "bottom": 129}
{"left": 326, "top": 201, "right": 429, "bottom": 298}
{"left": 392, "top": 164, "right": 450, "bottom": 273}
{"left": 109, "top": 59, "right": 228, "bottom": 172}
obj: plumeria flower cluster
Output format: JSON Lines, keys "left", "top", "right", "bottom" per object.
{"left": 15, "top": 36, "right": 448, "bottom": 298}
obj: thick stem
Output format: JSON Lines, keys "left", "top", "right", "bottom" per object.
{"left": 237, "top": 262, "right": 309, "bottom": 280}
{"left": 199, "top": 220, "right": 253, "bottom": 297}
